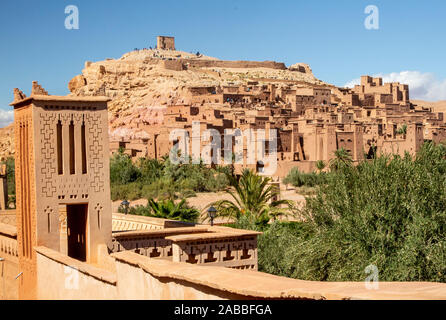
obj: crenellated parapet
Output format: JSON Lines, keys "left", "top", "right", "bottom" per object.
{"left": 31, "top": 81, "right": 49, "bottom": 96}
{"left": 13, "top": 88, "right": 27, "bottom": 102}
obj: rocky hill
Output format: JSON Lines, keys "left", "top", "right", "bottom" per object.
{"left": 0, "top": 48, "right": 325, "bottom": 159}
{"left": 0, "top": 124, "right": 14, "bottom": 160}
{"left": 69, "top": 48, "right": 324, "bottom": 140}
{"left": 411, "top": 100, "right": 446, "bottom": 113}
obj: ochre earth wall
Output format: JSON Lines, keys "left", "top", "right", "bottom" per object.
{"left": 182, "top": 59, "right": 287, "bottom": 70}
{"left": 0, "top": 223, "right": 19, "bottom": 300}
{"left": 36, "top": 247, "right": 117, "bottom": 300}
{"left": 34, "top": 246, "right": 446, "bottom": 300}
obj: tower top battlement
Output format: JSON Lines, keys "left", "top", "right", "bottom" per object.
{"left": 157, "top": 36, "right": 175, "bottom": 50}
{"left": 11, "top": 81, "right": 110, "bottom": 107}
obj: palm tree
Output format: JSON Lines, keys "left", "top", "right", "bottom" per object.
{"left": 329, "top": 148, "right": 353, "bottom": 171}
{"left": 147, "top": 198, "right": 199, "bottom": 223}
{"left": 315, "top": 160, "right": 326, "bottom": 173}
{"left": 396, "top": 123, "right": 407, "bottom": 136}
{"left": 206, "top": 169, "right": 294, "bottom": 226}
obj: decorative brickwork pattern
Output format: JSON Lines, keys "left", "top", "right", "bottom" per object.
{"left": 112, "top": 230, "right": 258, "bottom": 270}
{"left": 39, "top": 113, "right": 57, "bottom": 197}
{"left": 176, "top": 236, "right": 258, "bottom": 270}
{"left": 0, "top": 213, "right": 16, "bottom": 226}
{"left": 112, "top": 235, "right": 172, "bottom": 258}
{"left": 86, "top": 114, "right": 105, "bottom": 193}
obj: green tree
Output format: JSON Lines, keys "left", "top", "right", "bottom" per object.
{"left": 315, "top": 160, "right": 326, "bottom": 173}
{"left": 137, "top": 157, "right": 163, "bottom": 184}
{"left": 1, "top": 157, "right": 15, "bottom": 208}
{"left": 329, "top": 148, "right": 353, "bottom": 171}
{"left": 109, "top": 153, "right": 230, "bottom": 201}
{"left": 5, "top": 157, "right": 15, "bottom": 194}
{"left": 208, "top": 169, "right": 294, "bottom": 227}
{"left": 283, "top": 167, "right": 326, "bottom": 188}
{"left": 396, "top": 123, "right": 408, "bottom": 135}
{"left": 110, "top": 151, "right": 140, "bottom": 184}
{"left": 288, "top": 142, "right": 446, "bottom": 282}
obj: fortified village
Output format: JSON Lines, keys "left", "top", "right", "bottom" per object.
{"left": 1, "top": 36, "right": 445, "bottom": 174}
{"left": 0, "top": 37, "right": 446, "bottom": 300}
{"left": 106, "top": 37, "right": 445, "bottom": 176}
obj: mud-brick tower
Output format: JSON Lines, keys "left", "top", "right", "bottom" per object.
{"left": 10, "top": 82, "right": 112, "bottom": 299}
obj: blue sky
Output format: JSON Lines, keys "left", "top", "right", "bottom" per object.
{"left": 1, "top": 0, "right": 446, "bottom": 126}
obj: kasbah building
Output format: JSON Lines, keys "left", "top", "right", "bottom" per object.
{"left": 0, "top": 36, "right": 446, "bottom": 300}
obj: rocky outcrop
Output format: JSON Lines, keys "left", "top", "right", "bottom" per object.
{"left": 289, "top": 63, "right": 312, "bottom": 74}
{"left": 0, "top": 124, "right": 14, "bottom": 161}
{"left": 68, "top": 75, "right": 87, "bottom": 92}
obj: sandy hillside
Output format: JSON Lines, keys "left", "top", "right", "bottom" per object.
{"left": 411, "top": 100, "right": 446, "bottom": 113}
{"left": 0, "top": 124, "right": 14, "bottom": 161}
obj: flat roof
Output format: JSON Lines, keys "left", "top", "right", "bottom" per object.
{"left": 10, "top": 94, "right": 111, "bottom": 106}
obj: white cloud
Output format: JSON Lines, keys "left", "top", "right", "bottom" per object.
{"left": 344, "top": 78, "right": 361, "bottom": 88}
{"left": 0, "top": 110, "right": 13, "bottom": 128}
{"left": 344, "top": 71, "right": 446, "bottom": 101}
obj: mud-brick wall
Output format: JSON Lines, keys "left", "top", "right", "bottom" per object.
{"left": 0, "top": 223, "right": 19, "bottom": 300}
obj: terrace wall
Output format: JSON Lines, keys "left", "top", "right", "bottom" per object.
{"left": 0, "top": 223, "right": 18, "bottom": 299}
{"left": 34, "top": 246, "right": 446, "bottom": 300}
{"left": 182, "top": 59, "right": 287, "bottom": 70}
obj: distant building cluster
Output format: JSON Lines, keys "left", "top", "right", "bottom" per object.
{"left": 111, "top": 74, "right": 446, "bottom": 176}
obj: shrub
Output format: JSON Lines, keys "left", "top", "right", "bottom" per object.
{"left": 118, "top": 204, "right": 152, "bottom": 216}
{"left": 111, "top": 182, "right": 143, "bottom": 201}
{"left": 118, "top": 198, "right": 199, "bottom": 223}
{"left": 5, "top": 157, "right": 15, "bottom": 196}
{"left": 137, "top": 158, "right": 163, "bottom": 184}
{"left": 141, "top": 178, "right": 178, "bottom": 200}
{"left": 203, "top": 172, "right": 229, "bottom": 192}
{"left": 283, "top": 168, "right": 326, "bottom": 187}
{"left": 109, "top": 155, "right": 231, "bottom": 201}
{"left": 315, "top": 160, "right": 326, "bottom": 172}
{"left": 110, "top": 152, "right": 140, "bottom": 185}
{"left": 147, "top": 198, "right": 199, "bottom": 223}
{"left": 233, "top": 142, "right": 446, "bottom": 282}
{"left": 292, "top": 143, "right": 446, "bottom": 282}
